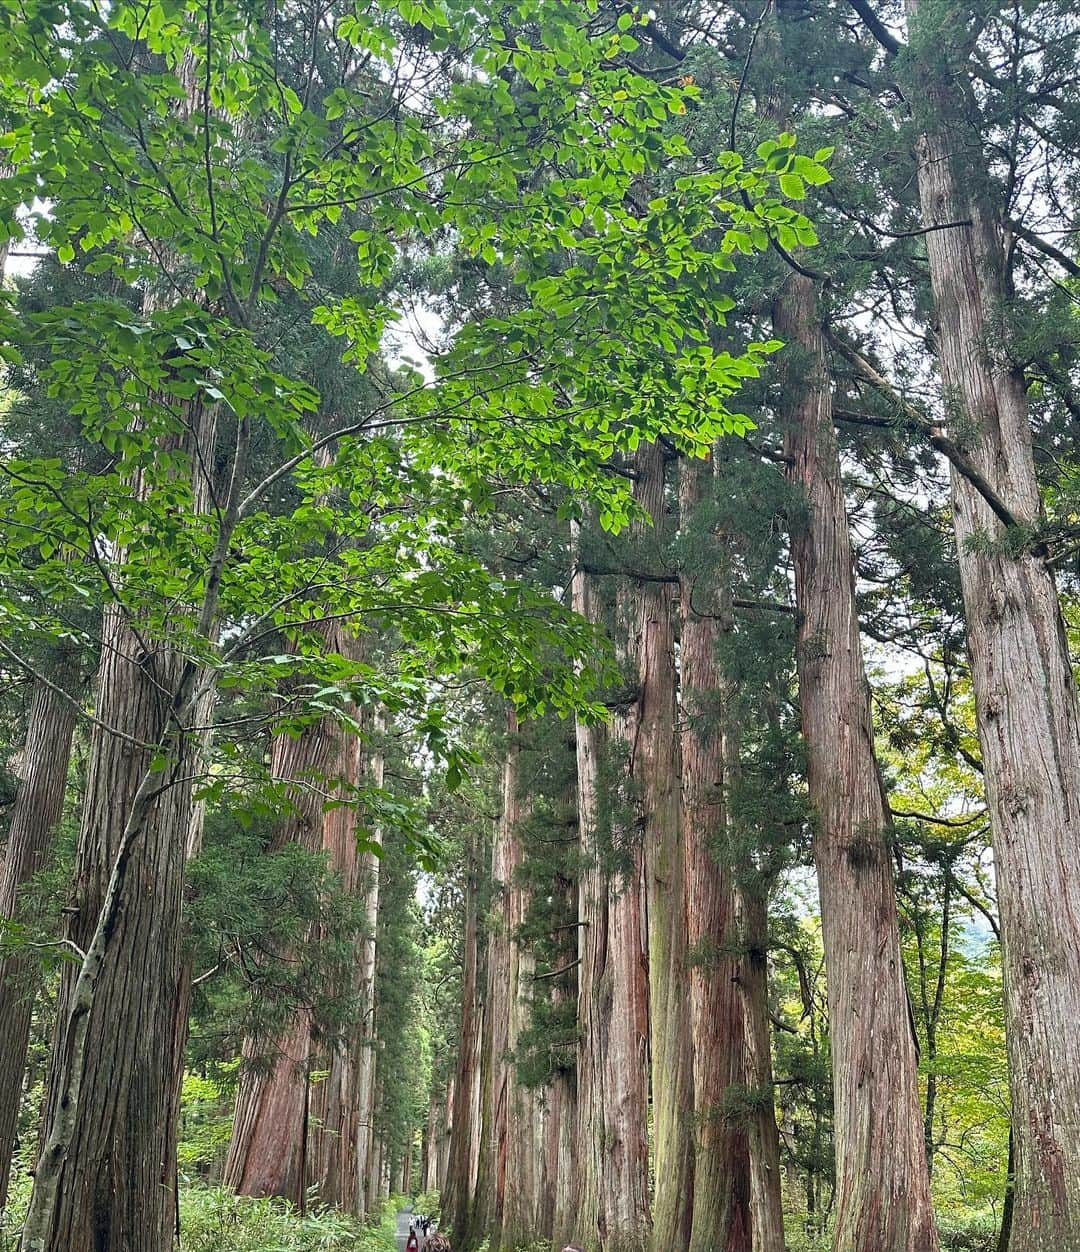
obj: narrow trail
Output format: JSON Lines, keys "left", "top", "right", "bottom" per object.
{"left": 395, "top": 1206, "right": 413, "bottom": 1252}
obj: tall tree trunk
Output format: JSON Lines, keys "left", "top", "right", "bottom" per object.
{"left": 309, "top": 718, "right": 364, "bottom": 1209}
{"left": 548, "top": 1062, "right": 578, "bottom": 1247}
{"left": 503, "top": 898, "right": 543, "bottom": 1248}
{"left": 485, "top": 714, "right": 517, "bottom": 1249}
{"left": 444, "top": 833, "right": 483, "bottom": 1245}
{"left": 901, "top": 9, "right": 1080, "bottom": 1243}
{"left": 469, "top": 952, "right": 495, "bottom": 1250}
{"left": 354, "top": 708, "right": 385, "bottom": 1216}
{"left": 25, "top": 607, "right": 200, "bottom": 1252}
{"left": 545, "top": 834, "right": 579, "bottom": 1248}
{"left": 0, "top": 665, "right": 78, "bottom": 1209}
{"left": 19, "top": 208, "right": 223, "bottom": 1246}
{"left": 777, "top": 272, "right": 939, "bottom": 1252}
{"left": 735, "top": 886, "right": 787, "bottom": 1252}
{"left": 622, "top": 442, "right": 693, "bottom": 1252}
{"left": 368, "top": 1095, "right": 384, "bottom": 1210}
{"left": 571, "top": 525, "right": 651, "bottom": 1252}
{"left": 678, "top": 453, "right": 753, "bottom": 1252}
{"left": 422, "top": 1090, "right": 440, "bottom": 1195}
{"left": 484, "top": 708, "right": 546, "bottom": 1248}
{"left": 437, "top": 1074, "right": 454, "bottom": 1195}
{"left": 223, "top": 711, "right": 343, "bottom": 1202}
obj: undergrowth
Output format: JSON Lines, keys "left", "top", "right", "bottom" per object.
{"left": 2, "top": 1184, "right": 405, "bottom": 1252}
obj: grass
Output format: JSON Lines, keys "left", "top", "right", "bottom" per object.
{"left": 1, "top": 1181, "right": 405, "bottom": 1252}
{"left": 180, "top": 1188, "right": 408, "bottom": 1252}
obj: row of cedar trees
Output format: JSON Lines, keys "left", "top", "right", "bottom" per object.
{"left": 422, "top": 3, "right": 1080, "bottom": 1252}
{"left": 2, "top": 7, "right": 1080, "bottom": 1252}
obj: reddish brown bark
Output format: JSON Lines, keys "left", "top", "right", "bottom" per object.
{"left": 486, "top": 714, "right": 516, "bottom": 1247}
{"left": 900, "top": 9, "right": 1080, "bottom": 1243}
{"left": 308, "top": 717, "right": 363, "bottom": 1209}
{"left": 30, "top": 607, "right": 200, "bottom": 1252}
{"left": 354, "top": 709, "right": 384, "bottom": 1217}
{"left": 571, "top": 525, "right": 651, "bottom": 1252}
{"left": 622, "top": 443, "right": 694, "bottom": 1252}
{"left": 501, "top": 726, "right": 544, "bottom": 1246}
{"left": 444, "top": 831, "right": 484, "bottom": 1244}
{"left": 437, "top": 1074, "right": 454, "bottom": 1194}
{"left": 0, "top": 669, "right": 78, "bottom": 1208}
{"left": 678, "top": 455, "right": 753, "bottom": 1252}
{"left": 735, "top": 887, "right": 786, "bottom": 1252}
{"left": 777, "top": 272, "right": 939, "bottom": 1252}
{"left": 223, "top": 711, "right": 343, "bottom": 1203}
{"left": 547, "top": 1063, "right": 578, "bottom": 1247}
{"left": 486, "top": 710, "right": 545, "bottom": 1248}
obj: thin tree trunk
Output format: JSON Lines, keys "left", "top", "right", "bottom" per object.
{"left": 486, "top": 713, "right": 517, "bottom": 1249}
{"left": 736, "top": 886, "right": 787, "bottom": 1252}
{"left": 437, "top": 1074, "right": 454, "bottom": 1195}
{"left": 998, "top": 1128, "right": 1016, "bottom": 1252}
{"left": 0, "top": 667, "right": 78, "bottom": 1208}
{"left": 678, "top": 453, "right": 752, "bottom": 1252}
{"left": 622, "top": 442, "right": 693, "bottom": 1252}
{"left": 444, "top": 833, "right": 483, "bottom": 1245}
{"left": 902, "top": 10, "right": 1080, "bottom": 1243}
{"left": 368, "top": 1097, "right": 384, "bottom": 1210}
{"left": 502, "top": 714, "right": 547, "bottom": 1246}
{"left": 354, "top": 708, "right": 385, "bottom": 1216}
{"left": 470, "top": 984, "right": 494, "bottom": 1250}
{"left": 422, "top": 1090, "right": 440, "bottom": 1195}
{"left": 914, "top": 881, "right": 950, "bottom": 1175}
{"left": 571, "top": 524, "right": 651, "bottom": 1252}
{"left": 777, "top": 271, "right": 939, "bottom": 1252}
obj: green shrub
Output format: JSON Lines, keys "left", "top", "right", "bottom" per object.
{"left": 177, "top": 1072, "right": 235, "bottom": 1176}
{"left": 0, "top": 1153, "right": 32, "bottom": 1251}
{"left": 938, "top": 1211, "right": 999, "bottom": 1252}
{"left": 179, "top": 1186, "right": 401, "bottom": 1252}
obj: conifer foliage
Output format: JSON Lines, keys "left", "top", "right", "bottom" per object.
{"left": 0, "top": 1, "right": 1077, "bottom": 1251}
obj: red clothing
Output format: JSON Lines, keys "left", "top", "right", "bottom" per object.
{"left": 407, "top": 1234, "right": 419, "bottom": 1252}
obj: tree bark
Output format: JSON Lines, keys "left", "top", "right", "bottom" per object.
{"left": 308, "top": 715, "right": 364, "bottom": 1210}
{"left": 486, "top": 708, "right": 545, "bottom": 1249}
{"left": 678, "top": 454, "right": 753, "bottom": 1252}
{"left": 354, "top": 708, "right": 385, "bottom": 1216}
{"left": 421, "top": 1089, "right": 441, "bottom": 1195}
{"left": 622, "top": 442, "right": 693, "bottom": 1252}
{"left": 901, "top": 10, "right": 1080, "bottom": 1243}
{"left": 486, "top": 714, "right": 516, "bottom": 1248}
{"left": 777, "top": 272, "right": 939, "bottom": 1252}
{"left": 444, "top": 831, "right": 483, "bottom": 1245}
{"left": 571, "top": 525, "right": 651, "bottom": 1252}
{"left": 0, "top": 665, "right": 79, "bottom": 1209}
{"left": 437, "top": 1074, "right": 454, "bottom": 1195}
{"left": 736, "top": 887, "right": 787, "bottom": 1252}
{"left": 549, "top": 1063, "right": 578, "bottom": 1247}
{"left": 24, "top": 608, "right": 200, "bottom": 1252}
{"left": 503, "top": 790, "right": 543, "bottom": 1249}
{"left": 223, "top": 710, "right": 344, "bottom": 1203}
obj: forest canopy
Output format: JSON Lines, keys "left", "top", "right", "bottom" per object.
{"left": 0, "top": 1, "right": 1077, "bottom": 1252}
